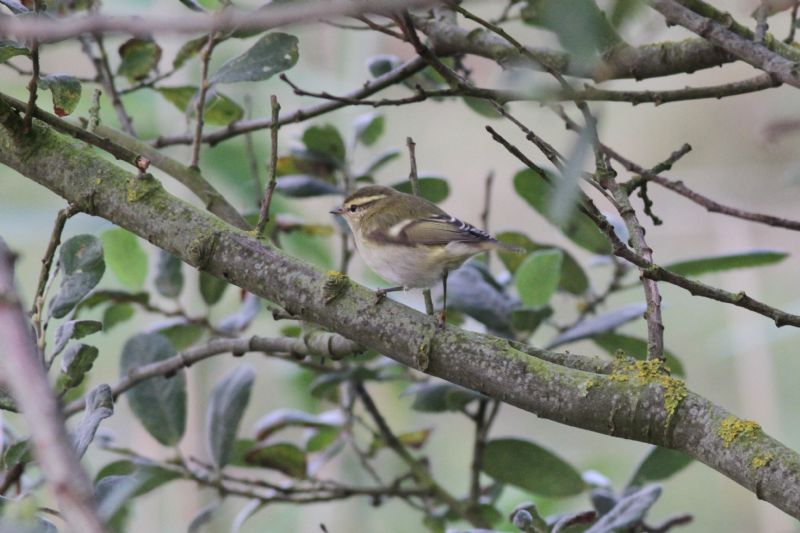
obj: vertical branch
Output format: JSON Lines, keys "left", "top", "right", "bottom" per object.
{"left": 354, "top": 380, "right": 489, "bottom": 528}
{"left": 787, "top": 1, "right": 800, "bottom": 43}
{"left": 481, "top": 170, "right": 494, "bottom": 268}
{"left": 468, "top": 399, "right": 500, "bottom": 508}
{"left": 79, "top": 31, "right": 137, "bottom": 136}
{"left": 23, "top": 0, "right": 43, "bottom": 134}
{"left": 256, "top": 95, "right": 281, "bottom": 238}
{"left": 406, "top": 137, "right": 434, "bottom": 317}
{"left": 0, "top": 239, "right": 106, "bottom": 533}
{"left": 190, "top": 33, "right": 217, "bottom": 168}
{"left": 243, "top": 95, "right": 263, "bottom": 209}
{"left": 31, "top": 205, "right": 76, "bottom": 360}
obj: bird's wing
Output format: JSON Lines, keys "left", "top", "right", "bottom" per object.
{"left": 375, "top": 214, "right": 495, "bottom": 246}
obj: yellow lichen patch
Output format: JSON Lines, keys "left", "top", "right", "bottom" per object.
{"left": 659, "top": 374, "right": 687, "bottom": 425}
{"left": 126, "top": 174, "right": 161, "bottom": 203}
{"left": 751, "top": 452, "right": 774, "bottom": 470}
{"left": 322, "top": 271, "right": 349, "bottom": 305}
{"left": 718, "top": 417, "right": 761, "bottom": 448}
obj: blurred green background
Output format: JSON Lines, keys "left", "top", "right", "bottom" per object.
{"left": 2, "top": 0, "right": 800, "bottom": 531}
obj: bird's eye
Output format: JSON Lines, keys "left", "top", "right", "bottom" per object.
{"left": 348, "top": 205, "right": 358, "bottom": 213}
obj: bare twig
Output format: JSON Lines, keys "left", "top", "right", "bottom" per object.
{"left": 643, "top": 513, "right": 694, "bottom": 532}
{"left": 79, "top": 34, "right": 137, "bottom": 136}
{"left": 0, "top": 239, "right": 106, "bottom": 533}
{"left": 256, "top": 95, "right": 281, "bottom": 238}
{"left": 64, "top": 334, "right": 360, "bottom": 417}
{"left": 406, "top": 137, "right": 435, "bottom": 317}
{"left": 354, "top": 381, "right": 489, "bottom": 528}
{"left": 190, "top": 33, "right": 217, "bottom": 168}
{"left": 22, "top": 0, "right": 42, "bottom": 134}
{"left": 243, "top": 95, "right": 262, "bottom": 209}
{"left": 786, "top": 1, "right": 800, "bottom": 43}
{"left": 468, "top": 399, "right": 500, "bottom": 508}
{"left": 31, "top": 205, "right": 77, "bottom": 361}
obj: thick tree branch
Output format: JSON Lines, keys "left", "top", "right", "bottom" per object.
{"left": 411, "top": 14, "right": 735, "bottom": 81}
{"left": 2, "top": 102, "right": 800, "bottom": 520}
{"left": 0, "top": 239, "right": 106, "bottom": 533}
{"left": 647, "top": 0, "right": 800, "bottom": 88}
{"left": 0, "top": 0, "right": 439, "bottom": 43}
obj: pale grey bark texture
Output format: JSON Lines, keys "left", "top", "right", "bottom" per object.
{"left": 1, "top": 100, "right": 799, "bottom": 519}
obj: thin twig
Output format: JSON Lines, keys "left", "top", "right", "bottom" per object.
{"left": 256, "top": 95, "right": 281, "bottom": 238}
{"left": 190, "top": 33, "right": 217, "bottom": 168}
{"left": 786, "top": 1, "right": 800, "bottom": 43}
{"left": 31, "top": 205, "right": 76, "bottom": 361}
{"left": 64, "top": 334, "right": 360, "bottom": 417}
{"left": 406, "top": 137, "right": 434, "bottom": 317}
{"left": 154, "top": 57, "right": 428, "bottom": 148}
{"left": 354, "top": 381, "right": 489, "bottom": 528}
{"left": 243, "top": 95, "right": 263, "bottom": 209}
{"left": 22, "top": 0, "right": 42, "bottom": 134}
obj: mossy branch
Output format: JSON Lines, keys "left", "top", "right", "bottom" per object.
{"left": 2, "top": 102, "right": 800, "bottom": 520}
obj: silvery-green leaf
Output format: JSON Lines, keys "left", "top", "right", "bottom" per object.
{"left": 73, "top": 384, "right": 114, "bottom": 458}
{"left": 52, "top": 319, "right": 102, "bottom": 358}
{"left": 211, "top": 33, "right": 298, "bottom": 84}
{"left": 207, "top": 366, "right": 255, "bottom": 469}
{"left": 585, "top": 485, "right": 661, "bottom": 533}
{"left": 547, "top": 302, "right": 646, "bottom": 349}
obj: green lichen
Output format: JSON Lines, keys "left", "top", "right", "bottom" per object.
{"left": 609, "top": 357, "right": 687, "bottom": 426}
{"left": 126, "top": 173, "right": 162, "bottom": 202}
{"left": 718, "top": 417, "right": 761, "bottom": 448}
{"left": 751, "top": 452, "right": 774, "bottom": 470}
{"left": 579, "top": 379, "right": 595, "bottom": 397}
{"left": 322, "top": 271, "right": 349, "bottom": 305}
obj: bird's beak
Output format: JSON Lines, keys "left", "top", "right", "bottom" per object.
{"left": 330, "top": 206, "right": 344, "bottom": 215}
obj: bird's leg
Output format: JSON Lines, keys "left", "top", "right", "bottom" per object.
{"left": 374, "top": 285, "right": 404, "bottom": 304}
{"left": 436, "top": 271, "right": 448, "bottom": 329}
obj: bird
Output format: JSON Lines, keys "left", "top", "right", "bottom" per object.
{"left": 330, "top": 185, "right": 521, "bottom": 326}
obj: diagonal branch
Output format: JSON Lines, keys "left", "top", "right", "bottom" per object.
{"left": 647, "top": 0, "right": 800, "bottom": 88}
{"left": 0, "top": 239, "right": 106, "bottom": 533}
{"left": 3, "top": 100, "right": 800, "bottom": 520}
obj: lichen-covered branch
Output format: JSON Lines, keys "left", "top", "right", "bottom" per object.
{"left": 2, "top": 102, "right": 800, "bottom": 519}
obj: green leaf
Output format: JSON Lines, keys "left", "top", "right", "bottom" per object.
{"left": 101, "top": 228, "right": 148, "bottom": 291}
{"left": 211, "top": 32, "right": 298, "bottom": 84}
{"left": 50, "top": 235, "right": 105, "bottom": 319}
{"left": 515, "top": 249, "right": 563, "bottom": 307}
{"left": 521, "top": 0, "right": 621, "bottom": 58}
{"left": 173, "top": 36, "right": 207, "bottom": 69}
{"left": 199, "top": 271, "right": 228, "bottom": 305}
{"left": 154, "top": 251, "right": 183, "bottom": 298}
{"left": 610, "top": 0, "right": 645, "bottom": 27}
{"left": 177, "top": 0, "right": 206, "bottom": 11}
{"left": 627, "top": 446, "right": 692, "bottom": 488}
{"left": 510, "top": 306, "right": 553, "bottom": 334}
{"left": 482, "top": 438, "right": 585, "bottom": 497}
{"left": 353, "top": 113, "right": 385, "bottom": 146}
{"left": 367, "top": 54, "right": 401, "bottom": 77}
{"left": 370, "top": 428, "right": 432, "bottom": 456}
{"left": 156, "top": 86, "right": 244, "bottom": 125}
{"left": 0, "top": 40, "right": 29, "bottom": 62}
{"left": 305, "top": 427, "right": 341, "bottom": 453}
{"left": 120, "top": 333, "right": 186, "bottom": 446}
{"left": 152, "top": 320, "right": 205, "bottom": 351}
{"left": 498, "top": 231, "right": 589, "bottom": 295}
{"left": 254, "top": 409, "right": 344, "bottom": 440}
{"left": 593, "top": 332, "right": 685, "bottom": 377}
{"left": 358, "top": 148, "right": 401, "bottom": 178}
{"left": 463, "top": 96, "right": 502, "bottom": 118}
{"left": 244, "top": 442, "right": 306, "bottom": 478}
{"left": 37, "top": 74, "right": 81, "bottom": 117}
{"left": 60, "top": 343, "right": 99, "bottom": 390}
{"left": 663, "top": 250, "right": 788, "bottom": 277}
{"left": 275, "top": 175, "right": 343, "bottom": 197}
{"left": 392, "top": 176, "right": 450, "bottom": 203}
{"left": 52, "top": 319, "right": 102, "bottom": 358}
{"left": 73, "top": 384, "right": 114, "bottom": 458}
{"left": 513, "top": 168, "right": 610, "bottom": 254}
{"left": 103, "top": 303, "right": 135, "bottom": 331}
{"left": 405, "top": 382, "right": 484, "bottom": 412}
{"left": 585, "top": 485, "right": 661, "bottom": 533}
{"left": 302, "top": 124, "right": 346, "bottom": 165}
{"left": 547, "top": 302, "right": 646, "bottom": 349}
{"left": 117, "top": 38, "right": 162, "bottom": 81}
{"left": 207, "top": 365, "right": 255, "bottom": 469}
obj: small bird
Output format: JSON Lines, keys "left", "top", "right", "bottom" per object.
{"left": 330, "top": 185, "right": 520, "bottom": 326}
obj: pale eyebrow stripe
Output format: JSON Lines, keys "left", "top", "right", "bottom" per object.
{"left": 348, "top": 194, "right": 386, "bottom": 206}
